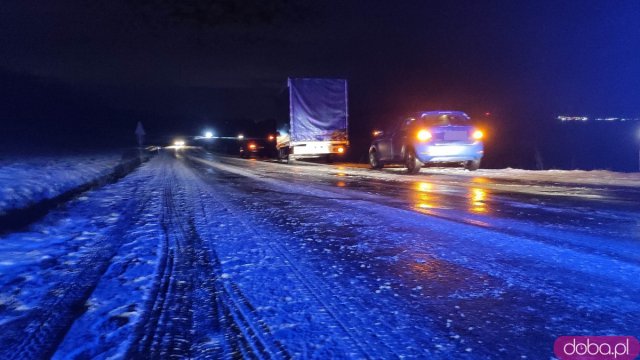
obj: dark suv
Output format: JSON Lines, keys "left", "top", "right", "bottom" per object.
{"left": 369, "top": 111, "right": 484, "bottom": 173}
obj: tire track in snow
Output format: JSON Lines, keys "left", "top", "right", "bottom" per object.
{"left": 185, "top": 157, "right": 291, "bottom": 359}
{"left": 186, "top": 156, "right": 409, "bottom": 358}
{"left": 127, "top": 159, "right": 195, "bottom": 358}
{"left": 0, "top": 166, "right": 157, "bottom": 360}
{"left": 128, "top": 153, "right": 289, "bottom": 359}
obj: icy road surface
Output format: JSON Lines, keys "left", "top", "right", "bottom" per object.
{"left": 0, "top": 150, "right": 638, "bottom": 359}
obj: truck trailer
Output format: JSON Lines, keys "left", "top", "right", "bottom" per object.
{"left": 276, "top": 78, "right": 349, "bottom": 163}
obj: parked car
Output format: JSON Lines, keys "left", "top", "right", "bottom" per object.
{"left": 239, "top": 139, "right": 267, "bottom": 158}
{"left": 369, "top": 111, "right": 484, "bottom": 173}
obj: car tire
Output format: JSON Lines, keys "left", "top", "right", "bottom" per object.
{"left": 369, "top": 149, "right": 383, "bottom": 169}
{"left": 465, "top": 159, "right": 481, "bottom": 171}
{"left": 405, "top": 148, "right": 422, "bottom": 174}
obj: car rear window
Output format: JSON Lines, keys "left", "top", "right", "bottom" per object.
{"left": 421, "top": 114, "right": 470, "bottom": 126}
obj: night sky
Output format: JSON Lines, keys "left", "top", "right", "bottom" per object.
{"left": 1, "top": 1, "right": 639, "bottom": 169}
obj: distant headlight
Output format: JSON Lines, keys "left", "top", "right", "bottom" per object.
{"left": 472, "top": 130, "right": 484, "bottom": 140}
{"left": 174, "top": 140, "right": 185, "bottom": 147}
{"left": 248, "top": 143, "right": 257, "bottom": 150}
{"left": 417, "top": 129, "right": 432, "bottom": 142}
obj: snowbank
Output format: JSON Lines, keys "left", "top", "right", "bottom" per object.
{"left": 0, "top": 153, "right": 125, "bottom": 215}
{"left": 418, "top": 167, "right": 640, "bottom": 187}
{"left": 287, "top": 162, "right": 640, "bottom": 189}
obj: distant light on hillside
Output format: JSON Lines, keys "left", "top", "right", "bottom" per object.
{"left": 558, "top": 116, "right": 588, "bottom": 121}
{"left": 557, "top": 115, "right": 640, "bottom": 122}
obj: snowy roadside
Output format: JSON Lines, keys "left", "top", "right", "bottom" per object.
{"left": 207, "top": 154, "right": 640, "bottom": 204}
{"left": 234, "top": 154, "right": 640, "bottom": 189}
{"left": 417, "top": 167, "right": 640, "bottom": 187}
{"left": 0, "top": 157, "right": 165, "bottom": 359}
{"left": 0, "top": 151, "right": 149, "bottom": 217}
{"left": 337, "top": 163, "right": 640, "bottom": 188}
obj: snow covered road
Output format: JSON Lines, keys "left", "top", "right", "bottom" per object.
{"left": 0, "top": 150, "right": 638, "bottom": 359}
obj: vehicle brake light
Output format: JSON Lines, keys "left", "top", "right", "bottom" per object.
{"left": 417, "top": 129, "right": 432, "bottom": 142}
{"left": 472, "top": 130, "right": 484, "bottom": 140}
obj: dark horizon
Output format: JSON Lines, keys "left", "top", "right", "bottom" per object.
{"left": 1, "top": 1, "right": 639, "bottom": 170}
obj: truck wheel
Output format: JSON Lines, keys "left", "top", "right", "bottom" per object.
{"left": 369, "top": 149, "right": 383, "bottom": 169}
{"left": 465, "top": 159, "right": 481, "bottom": 171}
{"left": 405, "top": 148, "right": 422, "bottom": 174}
{"left": 287, "top": 154, "right": 296, "bottom": 164}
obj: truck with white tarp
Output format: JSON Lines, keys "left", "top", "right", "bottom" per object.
{"left": 276, "top": 78, "right": 349, "bottom": 163}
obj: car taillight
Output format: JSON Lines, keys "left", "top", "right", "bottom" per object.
{"left": 417, "top": 129, "right": 432, "bottom": 142}
{"left": 472, "top": 130, "right": 484, "bottom": 140}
